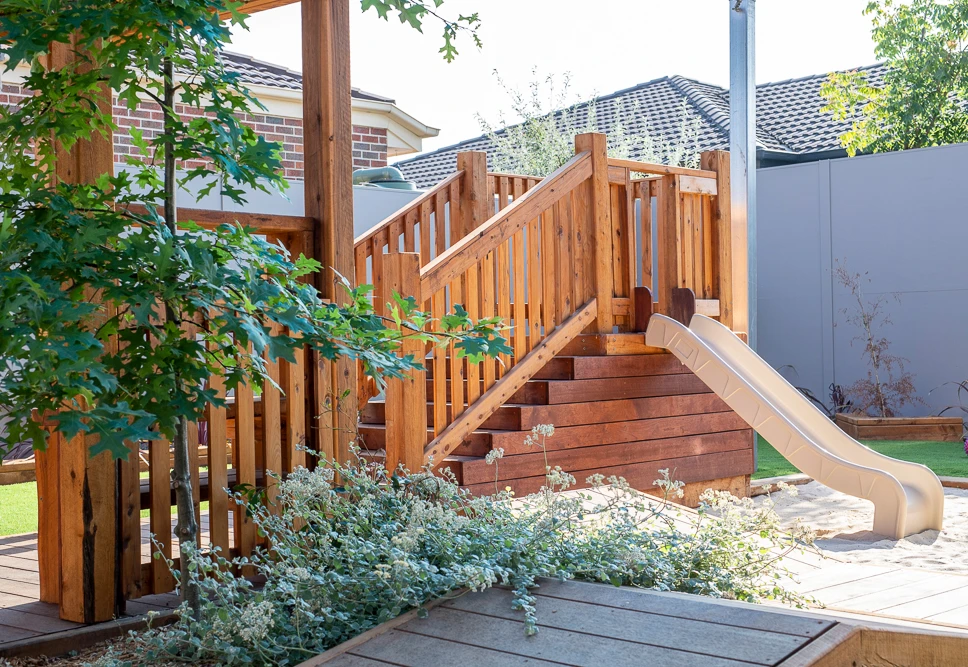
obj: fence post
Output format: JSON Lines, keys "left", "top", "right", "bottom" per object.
{"left": 383, "top": 252, "right": 428, "bottom": 473}
{"left": 700, "top": 150, "right": 744, "bottom": 333}
{"left": 574, "top": 133, "right": 613, "bottom": 332}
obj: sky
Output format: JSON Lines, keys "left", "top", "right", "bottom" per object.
{"left": 228, "top": 1, "right": 878, "bottom": 156}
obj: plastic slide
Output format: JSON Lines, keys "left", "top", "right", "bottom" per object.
{"left": 645, "top": 313, "right": 944, "bottom": 539}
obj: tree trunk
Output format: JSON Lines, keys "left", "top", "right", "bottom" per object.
{"left": 163, "top": 53, "right": 201, "bottom": 619}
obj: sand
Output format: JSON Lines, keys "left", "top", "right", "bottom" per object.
{"left": 755, "top": 481, "right": 968, "bottom": 574}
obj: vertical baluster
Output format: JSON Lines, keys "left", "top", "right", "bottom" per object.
{"left": 149, "top": 433, "right": 173, "bottom": 594}
{"left": 206, "top": 340, "right": 229, "bottom": 554}
{"left": 556, "top": 196, "right": 574, "bottom": 318}
{"left": 571, "top": 186, "right": 587, "bottom": 313}
{"left": 639, "top": 181, "right": 653, "bottom": 293}
{"left": 511, "top": 179, "right": 527, "bottom": 365}
{"left": 526, "top": 183, "right": 543, "bottom": 350}
{"left": 282, "top": 341, "right": 307, "bottom": 472}
{"left": 354, "top": 244, "right": 367, "bottom": 294}
{"left": 681, "top": 192, "right": 696, "bottom": 292}
{"left": 372, "top": 234, "right": 385, "bottom": 317}
{"left": 263, "top": 322, "right": 283, "bottom": 514}
{"left": 403, "top": 208, "right": 416, "bottom": 252}
{"left": 448, "top": 179, "right": 465, "bottom": 418}
{"left": 234, "top": 354, "right": 257, "bottom": 568}
{"left": 702, "top": 194, "right": 715, "bottom": 299}
{"left": 541, "top": 208, "right": 558, "bottom": 333}
{"left": 496, "top": 177, "right": 511, "bottom": 373}
{"left": 389, "top": 217, "right": 403, "bottom": 254}
{"left": 657, "top": 175, "right": 681, "bottom": 314}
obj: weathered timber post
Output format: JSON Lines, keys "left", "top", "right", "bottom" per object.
{"left": 574, "top": 133, "right": 614, "bottom": 332}
{"left": 302, "top": 0, "right": 357, "bottom": 465}
{"left": 383, "top": 252, "right": 428, "bottom": 473}
{"left": 34, "top": 36, "right": 121, "bottom": 624}
{"left": 700, "top": 151, "right": 742, "bottom": 333}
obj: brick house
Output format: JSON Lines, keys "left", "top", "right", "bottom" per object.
{"left": 0, "top": 50, "right": 439, "bottom": 178}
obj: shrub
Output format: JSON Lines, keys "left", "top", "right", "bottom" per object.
{"left": 90, "top": 433, "right": 811, "bottom": 666}
{"left": 835, "top": 260, "right": 922, "bottom": 417}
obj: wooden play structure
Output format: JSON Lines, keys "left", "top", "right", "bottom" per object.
{"left": 16, "top": 0, "right": 753, "bottom": 633}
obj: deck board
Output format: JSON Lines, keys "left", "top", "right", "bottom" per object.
{"left": 312, "top": 582, "right": 839, "bottom": 667}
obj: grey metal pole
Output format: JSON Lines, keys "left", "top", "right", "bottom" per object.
{"left": 730, "top": 0, "right": 756, "bottom": 351}
{"left": 730, "top": 0, "right": 757, "bottom": 468}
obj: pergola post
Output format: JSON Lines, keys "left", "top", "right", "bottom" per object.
{"left": 35, "top": 36, "right": 121, "bottom": 624}
{"left": 729, "top": 0, "right": 754, "bottom": 344}
{"left": 301, "top": 0, "right": 358, "bottom": 465}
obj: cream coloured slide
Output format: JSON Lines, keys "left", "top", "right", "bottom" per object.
{"left": 646, "top": 313, "right": 944, "bottom": 539}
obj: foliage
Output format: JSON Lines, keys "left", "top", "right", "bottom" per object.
{"left": 777, "top": 367, "right": 854, "bottom": 418}
{"left": 820, "top": 0, "right": 968, "bottom": 156}
{"left": 477, "top": 70, "right": 702, "bottom": 177}
{"left": 87, "top": 430, "right": 811, "bottom": 665}
{"left": 361, "top": 0, "right": 482, "bottom": 62}
{"left": 0, "top": 0, "right": 506, "bottom": 462}
{"left": 834, "top": 260, "right": 922, "bottom": 417}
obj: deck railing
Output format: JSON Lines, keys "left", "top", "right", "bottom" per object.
{"left": 362, "top": 134, "right": 747, "bottom": 474}
{"left": 35, "top": 221, "right": 318, "bottom": 618}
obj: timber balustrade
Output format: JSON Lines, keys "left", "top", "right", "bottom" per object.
{"left": 364, "top": 135, "right": 745, "bottom": 475}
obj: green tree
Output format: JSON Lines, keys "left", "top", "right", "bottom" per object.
{"left": 478, "top": 70, "right": 702, "bottom": 177}
{"left": 0, "top": 0, "right": 498, "bottom": 615}
{"left": 821, "top": 0, "right": 968, "bottom": 156}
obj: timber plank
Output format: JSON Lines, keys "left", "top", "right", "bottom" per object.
{"left": 350, "top": 630, "right": 563, "bottom": 666}
{"left": 461, "top": 430, "right": 753, "bottom": 485}
{"left": 443, "top": 588, "right": 811, "bottom": 664}
{"left": 464, "top": 448, "right": 753, "bottom": 497}
{"left": 396, "top": 606, "right": 751, "bottom": 667}
{"left": 516, "top": 392, "right": 732, "bottom": 429}
{"left": 532, "top": 580, "right": 832, "bottom": 638}
{"left": 487, "top": 411, "right": 748, "bottom": 454}
{"left": 544, "top": 373, "right": 710, "bottom": 404}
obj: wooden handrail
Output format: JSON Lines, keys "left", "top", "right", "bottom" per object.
{"left": 353, "top": 170, "right": 463, "bottom": 249}
{"left": 423, "top": 298, "right": 598, "bottom": 465}
{"left": 419, "top": 152, "right": 592, "bottom": 299}
{"left": 608, "top": 158, "right": 716, "bottom": 180}
{"left": 126, "top": 205, "right": 314, "bottom": 234}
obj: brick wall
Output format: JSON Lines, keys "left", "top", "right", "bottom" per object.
{"left": 1, "top": 79, "right": 388, "bottom": 179}
{"left": 352, "top": 125, "right": 389, "bottom": 170}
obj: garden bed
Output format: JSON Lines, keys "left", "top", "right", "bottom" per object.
{"left": 834, "top": 414, "right": 963, "bottom": 442}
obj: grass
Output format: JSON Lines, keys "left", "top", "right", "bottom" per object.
{"left": 0, "top": 481, "right": 39, "bottom": 537}
{"left": 754, "top": 435, "right": 968, "bottom": 479}
{"left": 0, "top": 475, "right": 212, "bottom": 537}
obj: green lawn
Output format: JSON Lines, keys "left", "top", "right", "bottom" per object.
{"left": 0, "top": 481, "right": 40, "bottom": 537}
{"left": 754, "top": 435, "right": 968, "bottom": 479}
{"left": 0, "top": 476, "right": 211, "bottom": 537}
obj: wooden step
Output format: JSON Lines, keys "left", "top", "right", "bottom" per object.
{"left": 425, "top": 379, "right": 548, "bottom": 404}
{"left": 483, "top": 411, "right": 749, "bottom": 455}
{"left": 358, "top": 424, "right": 491, "bottom": 457}
{"left": 427, "top": 357, "right": 576, "bottom": 381}
{"left": 463, "top": 448, "right": 753, "bottom": 498}
{"left": 361, "top": 392, "right": 731, "bottom": 432}
{"left": 460, "top": 430, "right": 753, "bottom": 486}
{"left": 542, "top": 374, "right": 710, "bottom": 404}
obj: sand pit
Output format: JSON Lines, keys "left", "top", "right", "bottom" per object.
{"left": 755, "top": 481, "right": 968, "bottom": 574}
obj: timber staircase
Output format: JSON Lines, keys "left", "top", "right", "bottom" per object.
{"left": 354, "top": 134, "right": 753, "bottom": 499}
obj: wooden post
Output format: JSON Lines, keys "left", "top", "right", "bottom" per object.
{"left": 301, "top": 0, "right": 357, "bottom": 465}
{"left": 457, "top": 151, "right": 489, "bottom": 397}
{"left": 574, "top": 133, "right": 613, "bottom": 332}
{"left": 383, "top": 253, "right": 427, "bottom": 473}
{"left": 33, "top": 36, "right": 121, "bottom": 624}
{"left": 656, "top": 174, "right": 682, "bottom": 316}
{"left": 701, "top": 150, "right": 745, "bottom": 333}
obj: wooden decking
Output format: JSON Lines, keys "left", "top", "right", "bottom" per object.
{"left": 302, "top": 578, "right": 968, "bottom": 667}
{"left": 0, "top": 531, "right": 179, "bottom": 657}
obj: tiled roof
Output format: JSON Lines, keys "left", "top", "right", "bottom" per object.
{"left": 220, "top": 50, "right": 394, "bottom": 103}
{"left": 395, "top": 64, "right": 887, "bottom": 189}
